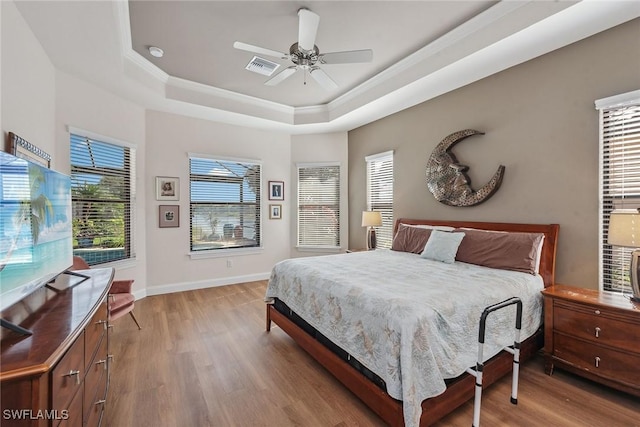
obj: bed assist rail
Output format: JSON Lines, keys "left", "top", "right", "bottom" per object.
{"left": 465, "top": 297, "right": 523, "bottom": 427}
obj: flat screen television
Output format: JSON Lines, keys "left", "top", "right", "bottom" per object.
{"left": 0, "top": 150, "right": 73, "bottom": 318}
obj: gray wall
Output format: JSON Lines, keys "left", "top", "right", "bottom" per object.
{"left": 348, "top": 19, "right": 640, "bottom": 290}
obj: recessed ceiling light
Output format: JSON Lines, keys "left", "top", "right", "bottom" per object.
{"left": 148, "top": 46, "right": 164, "bottom": 58}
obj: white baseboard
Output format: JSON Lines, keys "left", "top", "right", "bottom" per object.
{"left": 131, "top": 272, "right": 271, "bottom": 300}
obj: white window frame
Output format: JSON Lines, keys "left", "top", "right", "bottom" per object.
{"left": 597, "top": 89, "right": 640, "bottom": 294}
{"left": 296, "top": 162, "right": 341, "bottom": 251}
{"left": 366, "top": 150, "right": 394, "bottom": 249}
{"left": 68, "top": 126, "right": 137, "bottom": 267}
{"left": 188, "top": 153, "right": 262, "bottom": 259}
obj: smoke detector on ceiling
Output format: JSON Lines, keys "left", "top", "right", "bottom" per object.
{"left": 245, "top": 56, "right": 280, "bottom": 76}
{"left": 148, "top": 46, "right": 164, "bottom": 58}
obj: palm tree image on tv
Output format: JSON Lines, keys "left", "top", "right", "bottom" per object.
{"left": 0, "top": 166, "right": 53, "bottom": 272}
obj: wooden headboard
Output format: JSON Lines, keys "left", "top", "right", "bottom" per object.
{"left": 394, "top": 218, "right": 560, "bottom": 288}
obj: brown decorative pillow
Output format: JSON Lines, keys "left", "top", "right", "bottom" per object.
{"left": 391, "top": 224, "right": 433, "bottom": 254}
{"left": 453, "top": 228, "right": 544, "bottom": 274}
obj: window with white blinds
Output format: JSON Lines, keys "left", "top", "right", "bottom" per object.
{"left": 297, "top": 164, "right": 340, "bottom": 248}
{"left": 366, "top": 151, "right": 394, "bottom": 248}
{"left": 70, "top": 133, "right": 135, "bottom": 265}
{"left": 189, "top": 155, "right": 261, "bottom": 252}
{"left": 598, "top": 92, "right": 640, "bottom": 294}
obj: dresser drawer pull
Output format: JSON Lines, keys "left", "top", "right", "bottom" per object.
{"left": 594, "top": 309, "right": 601, "bottom": 315}
{"left": 95, "top": 319, "right": 108, "bottom": 330}
{"left": 96, "top": 359, "right": 107, "bottom": 370}
{"left": 63, "top": 369, "right": 81, "bottom": 385}
{"left": 94, "top": 399, "right": 106, "bottom": 406}
{"left": 595, "top": 356, "right": 601, "bottom": 368}
{"left": 594, "top": 327, "right": 601, "bottom": 338}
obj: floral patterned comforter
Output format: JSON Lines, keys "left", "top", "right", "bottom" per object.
{"left": 265, "top": 249, "right": 543, "bottom": 427}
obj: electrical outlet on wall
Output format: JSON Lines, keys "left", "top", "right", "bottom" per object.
{"left": 226, "top": 259, "right": 233, "bottom": 268}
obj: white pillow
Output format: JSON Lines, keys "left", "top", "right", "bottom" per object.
{"left": 420, "top": 230, "right": 465, "bottom": 264}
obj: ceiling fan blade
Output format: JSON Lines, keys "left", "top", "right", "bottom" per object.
{"left": 309, "top": 67, "right": 338, "bottom": 90}
{"left": 264, "top": 66, "right": 297, "bottom": 86}
{"left": 297, "top": 8, "right": 320, "bottom": 52}
{"left": 233, "top": 41, "right": 289, "bottom": 60}
{"left": 319, "top": 49, "right": 373, "bottom": 64}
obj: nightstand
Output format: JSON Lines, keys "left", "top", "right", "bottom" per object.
{"left": 541, "top": 284, "right": 640, "bottom": 397}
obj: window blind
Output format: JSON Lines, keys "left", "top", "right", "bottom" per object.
{"left": 599, "top": 96, "right": 640, "bottom": 294}
{"left": 70, "top": 133, "right": 135, "bottom": 265}
{"left": 297, "top": 164, "right": 340, "bottom": 247}
{"left": 366, "top": 151, "right": 394, "bottom": 248}
{"left": 189, "top": 156, "right": 261, "bottom": 251}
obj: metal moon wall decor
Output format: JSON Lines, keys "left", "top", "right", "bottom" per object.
{"left": 426, "top": 129, "right": 505, "bottom": 207}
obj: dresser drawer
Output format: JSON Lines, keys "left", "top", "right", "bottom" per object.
{"left": 51, "top": 330, "right": 85, "bottom": 411}
{"left": 553, "top": 333, "right": 640, "bottom": 388}
{"left": 84, "top": 335, "right": 108, "bottom": 424}
{"left": 56, "top": 379, "right": 83, "bottom": 427}
{"left": 85, "top": 301, "right": 108, "bottom": 371}
{"left": 85, "top": 365, "right": 108, "bottom": 427}
{"left": 554, "top": 300, "right": 640, "bottom": 353}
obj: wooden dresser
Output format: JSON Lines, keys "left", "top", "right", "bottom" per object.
{"left": 1, "top": 268, "right": 114, "bottom": 426}
{"left": 542, "top": 284, "right": 640, "bottom": 397}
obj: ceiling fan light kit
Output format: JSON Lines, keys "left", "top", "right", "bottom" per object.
{"left": 234, "top": 8, "right": 372, "bottom": 90}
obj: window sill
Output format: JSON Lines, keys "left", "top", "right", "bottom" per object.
{"left": 295, "top": 246, "right": 342, "bottom": 253}
{"left": 189, "top": 247, "right": 263, "bottom": 260}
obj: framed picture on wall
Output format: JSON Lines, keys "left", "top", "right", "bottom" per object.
{"left": 159, "top": 205, "right": 180, "bottom": 228}
{"left": 156, "top": 176, "right": 179, "bottom": 201}
{"left": 269, "top": 204, "right": 282, "bottom": 220}
{"left": 268, "top": 181, "right": 284, "bottom": 201}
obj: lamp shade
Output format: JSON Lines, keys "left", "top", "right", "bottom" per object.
{"left": 362, "top": 211, "right": 382, "bottom": 227}
{"left": 608, "top": 209, "right": 640, "bottom": 247}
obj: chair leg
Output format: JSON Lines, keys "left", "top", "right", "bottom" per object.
{"left": 129, "top": 310, "right": 142, "bottom": 330}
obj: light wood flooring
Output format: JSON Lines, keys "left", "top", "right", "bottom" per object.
{"left": 105, "top": 281, "right": 639, "bottom": 427}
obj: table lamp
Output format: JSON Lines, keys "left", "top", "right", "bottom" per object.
{"left": 362, "top": 211, "right": 382, "bottom": 250}
{"left": 607, "top": 209, "right": 640, "bottom": 302}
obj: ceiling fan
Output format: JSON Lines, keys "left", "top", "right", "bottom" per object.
{"left": 233, "top": 8, "right": 373, "bottom": 90}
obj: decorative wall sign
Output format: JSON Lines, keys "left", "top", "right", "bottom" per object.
{"left": 7, "top": 132, "right": 51, "bottom": 168}
{"left": 159, "top": 205, "right": 180, "bottom": 228}
{"left": 426, "top": 129, "right": 505, "bottom": 207}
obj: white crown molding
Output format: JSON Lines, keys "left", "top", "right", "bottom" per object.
{"left": 113, "top": 0, "right": 640, "bottom": 131}
{"left": 328, "top": 0, "right": 532, "bottom": 112}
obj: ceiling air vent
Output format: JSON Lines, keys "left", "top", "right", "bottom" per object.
{"left": 245, "top": 56, "right": 280, "bottom": 76}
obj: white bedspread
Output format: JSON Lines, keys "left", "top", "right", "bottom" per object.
{"left": 265, "top": 249, "right": 544, "bottom": 427}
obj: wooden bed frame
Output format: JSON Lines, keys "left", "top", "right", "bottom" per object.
{"left": 266, "top": 219, "right": 560, "bottom": 426}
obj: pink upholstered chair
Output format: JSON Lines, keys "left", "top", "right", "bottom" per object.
{"left": 72, "top": 256, "right": 141, "bottom": 329}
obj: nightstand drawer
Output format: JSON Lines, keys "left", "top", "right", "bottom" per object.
{"left": 553, "top": 333, "right": 640, "bottom": 388}
{"left": 554, "top": 301, "right": 640, "bottom": 353}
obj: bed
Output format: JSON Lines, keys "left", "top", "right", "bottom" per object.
{"left": 265, "top": 218, "right": 559, "bottom": 427}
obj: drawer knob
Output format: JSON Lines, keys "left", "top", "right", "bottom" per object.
{"left": 63, "top": 369, "right": 81, "bottom": 385}
{"left": 594, "top": 309, "right": 601, "bottom": 315}
{"left": 594, "top": 327, "right": 601, "bottom": 338}
{"left": 595, "top": 356, "right": 601, "bottom": 368}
